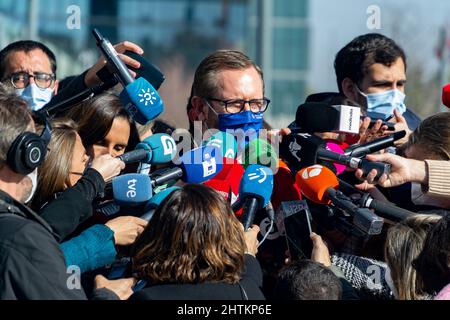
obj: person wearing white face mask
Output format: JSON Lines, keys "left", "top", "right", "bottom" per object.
{"left": 334, "top": 33, "right": 422, "bottom": 146}
{"left": 0, "top": 39, "right": 145, "bottom": 113}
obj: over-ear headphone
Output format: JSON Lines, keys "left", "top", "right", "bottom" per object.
{"left": 6, "top": 115, "right": 52, "bottom": 175}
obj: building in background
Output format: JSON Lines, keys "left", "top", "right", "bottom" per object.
{"left": 0, "top": 0, "right": 309, "bottom": 128}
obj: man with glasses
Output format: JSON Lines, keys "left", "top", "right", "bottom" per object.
{"left": 0, "top": 40, "right": 143, "bottom": 112}
{"left": 187, "top": 49, "right": 270, "bottom": 142}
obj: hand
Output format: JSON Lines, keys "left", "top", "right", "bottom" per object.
{"left": 84, "top": 41, "right": 144, "bottom": 88}
{"left": 105, "top": 216, "right": 148, "bottom": 246}
{"left": 90, "top": 154, "right": 125, "bottom": 182}
{"left": 355, "top": 153, "right": 427, "bottom": 187}
{"left": 357, "top": 117, "right": 389, "bottom": 144}
{"left": 390, "top": 109, "right": 412, "bottom": 147}
{"left": 310, "top": 232, "right": 331, "bottom": 267}
{"left": 94, "top": 275, "right": 136, "bottom": 300}
{"left": 243, "top": 224, "right": 260, "bottom": 256}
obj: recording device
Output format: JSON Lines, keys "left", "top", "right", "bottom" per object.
{"left": 296, "top": 165, "right": 384, "bottom": 235}
{"left": 92, "top": 29, "right": 163, "bottom": 124}
{"left": 344, "top": 130, "right": 406, "bottom": 158}
{"left": 235, "top": 165, "right": 274, "bottom": 230}
{"left": 338, "top": 179, "right": 413, "bottom": 221}
{"left": 280, "top": 200, "right": 314, "bottom": 260}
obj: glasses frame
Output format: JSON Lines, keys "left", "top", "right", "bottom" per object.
{"left": 206, "top": 97, "right": 270, "bottom": 114}
{"left": 9, "top": 71, "right": 56, "bottom": 89}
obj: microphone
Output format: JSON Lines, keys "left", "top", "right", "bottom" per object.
{"left": 295, "top": 102, "right": 361, "bottom": 134}
{"left": 338, "top": 179, "right": 413, "bottom": 221}
{"left": 110, "top": 174, "right": 153, "bottom": 206}
{"left": 280, "top": 133, "right": 391, "bottom": 179}
{"left": 135, "top": 133, "right": 177, "bottom": 164}
{"left": 150, "top": 145, "right": 223, "bottom": 187}
{"left": 204, "top": 158, "right": 244, "bottom": 206}
{"left": 443, "top": 83, "right": 450, "bottom": 108}
{"left": 293, "top": 102, "right": 395, "bottom": 134}
{"left": 296, "top": 165, "right": 384, "bottom": 235}
{"left": 238, "top": 165, "right": 274, "bottom": 230}
{"left": 241, "top": 138, "right": 279, "bottom": 170}
{"left": 92, "top": 29, "right": 163, "bottom": 124}
{"left": 140, "top": 186, "right": 180, "bottom": 221}
{"left": 203, "top": 131, "right": 237, "bottom": 159}
{"left": 271, "top": 162, "right": 302, "bottom": 211}
{"left": 116, "top": 149, "right": 151, "bottom": 164}
{"left": 344, "top": 130, "right": 406, "bottom": 158}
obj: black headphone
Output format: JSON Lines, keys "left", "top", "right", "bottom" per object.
{"left": 6, "top": 115, "right": 52, "bottom": 175}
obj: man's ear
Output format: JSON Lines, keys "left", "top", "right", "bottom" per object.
{"left": 342, "top": 78, "right": 358, "bottom": 102}
{"left": 188, "top": 96, "right": 208, "bottom": 122}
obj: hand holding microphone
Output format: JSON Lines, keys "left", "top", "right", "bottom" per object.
{"left": 355, "top": 153, "right": 427, "bottom": 187}
{"left": 91, "top": 154, "right": 125, "bottom": 183}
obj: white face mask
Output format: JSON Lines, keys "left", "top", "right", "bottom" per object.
{"left": 411, "top": 182, "right": 450, "bottom": 208}
{"left": 24, "top": 168, "right": 38, "bottom": 204}
{"left": 15, "top": 83, "right": 53, "bottom": 111}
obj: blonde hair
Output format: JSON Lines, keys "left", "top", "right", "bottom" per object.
{"left": 30, "top": 118, "right": 78, "bottom": 210}
{"left": 385, "top": 214, "right": 442, "bottom": 300}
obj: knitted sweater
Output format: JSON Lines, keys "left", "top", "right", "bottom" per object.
{"left": 425, "top": 160, "right": 450, "bottom": 198}
{"left": 60, "top": 224, "right": 116, "bottom": 274}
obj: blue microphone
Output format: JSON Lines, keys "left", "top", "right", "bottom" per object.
{"left": 135, "top": 133, "right": 177, "bottom": 164}
{"left": 203, "top": 131, "right": 237, "bottom": 159}
{"left": 92, "top": 29, "right": 163, "bottom": 125}
{"left": 150, "top": 145, "right": 223, "bottom": 186}
{"left": 239, "top": 165, "right": 274, "bottom": 230}
{"left": 112, "top": 174, "right": 153, "bottom": 206}
{"left": 140, "top": 186, "right": 180, "bottom": 221}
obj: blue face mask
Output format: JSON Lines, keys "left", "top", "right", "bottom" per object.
{"left": 15, "top": 83, "right": 53, "bottom": 111}
{"left": 218, "top": 110, "right": 264, "bottom": 133}
{"left": 356, "top": 86, "right": 406, "bottom": 119}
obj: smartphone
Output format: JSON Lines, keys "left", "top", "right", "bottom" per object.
{"left": 280, "top": 200, "right": 313, "bottom": 261}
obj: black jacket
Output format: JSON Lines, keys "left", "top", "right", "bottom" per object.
{"left": 38, "top": 168, "right": 105, "bottom": 241}
{"left": 0, "top": 189, "right": 116, "bottom": 300}
{"left": 130, "top": 254, "right": 266, "bottom": 300}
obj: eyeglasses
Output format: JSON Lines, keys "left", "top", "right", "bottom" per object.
{"left": 8, "top": 71, "right": 55, "bottom": 89}
{"left": 206, "top": 97, "right": 270, "bottom": 114}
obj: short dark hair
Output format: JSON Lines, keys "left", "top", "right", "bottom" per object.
{"left": 0, "top": 40, "right": 57, "bottom": 80}
{"left": 334, "top": 33, "right": 407, "bottom": 93}
{"left": 413, "top": 213, "right": 450, "bottom": 295}
{"left": 274, "top": 259, "right": 342, "bottom": 300}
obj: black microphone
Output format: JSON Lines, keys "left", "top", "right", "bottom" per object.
{"left": 338, "top": 179, "right": 413, "bottom": 221}
{"left": 116, "top": 149, "right": 152, "bottom": 164}
{"left": 345, "top": 130, "right": 406, "bottom": 158}
{"left": 280, "top": 133, "right": 391, "bottom": 179}
{"left": 92, "top": 29, "right": 134, "bottom": 86}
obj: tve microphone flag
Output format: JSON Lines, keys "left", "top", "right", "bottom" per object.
{"left": 112, "top": 173, "right": 153, "bottom": 206}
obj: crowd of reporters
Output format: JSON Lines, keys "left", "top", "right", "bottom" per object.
{"left": 0, "top": 30, "right": 449, "bottom": 301}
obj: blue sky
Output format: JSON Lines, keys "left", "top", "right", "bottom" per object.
{"left": 309, "top": 0, "right": 450, "bottom": 92}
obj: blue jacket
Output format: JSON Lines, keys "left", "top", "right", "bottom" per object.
{"left": 60, "top": 224, "right": 116, "bottom": 274}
